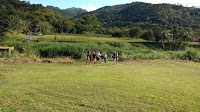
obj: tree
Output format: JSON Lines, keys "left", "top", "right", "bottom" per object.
{"left": 140, "top": 30, "right": 154, "bottom": 41}
{"left": 171, "top": 26, "right": 192, "bottom": 48}
{"left": 62, "top": 18, "right": 75, "bottom": 33}
{"left": 21, "top": 20, "right": 32, "bottom": 35}
{"left": 129, "top": 27, "right": 141, "bottom": 38}
{"left": 193, "top": 29, "right": 200, "bottom": 39}
{"left": 111, "top": 27, "right": 125, "bottom": 38}
{"left": 6, "top": 15, "right": 23, "bottom": 35}
{"left": 160, "top": 31, "right": 167, "bottom": 49}
{"left": 38, "top": 21, "right": 52, "bottom": 35}
{"left": 111, "top": 30, "right": 124, "bottom": 38}
{"left": 0, "top": 19, "right": 8, "bottom": 36}
{"left": 153, "top": 27, "right": 163, "bottom": 43}
{"left": 171, "top": 25, "right": 181, "bottom": 48}
{"left": 176, "top": 30, "right": 192, "bottom": 45}
{"left": 77, "top": 14, "right": 101, "bottom": 33}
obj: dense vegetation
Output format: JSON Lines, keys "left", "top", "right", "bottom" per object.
{"left": 0, "top": 0, "right": 99, "bottom": 35}
{"left": 89, "top": 2, "right": 200, "bottom": 29}
{"left": 86, "top": 2, "right": 200, "bottom": 40}
{"left": 1, "top": 0, "right": 200, "bottom": 39}
{"left": 0, "top": 35, "right": 200, "bottom": 62}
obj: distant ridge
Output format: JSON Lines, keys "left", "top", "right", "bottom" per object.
{"left": 47, "top": 6, "right": 87, "bottom": 18}
{"left": 86, "top": 2, "right": 200, "bottom": 29}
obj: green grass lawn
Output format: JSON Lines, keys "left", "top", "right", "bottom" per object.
{"left": 0, "top": 60, "right": 200, "bottom": 111}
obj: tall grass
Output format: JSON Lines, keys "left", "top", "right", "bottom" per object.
{"left": 32, "top": 42, "right": 117, "bottom": 59}
{"left": 1, "top": 36, "right": 200, "bottom": 62}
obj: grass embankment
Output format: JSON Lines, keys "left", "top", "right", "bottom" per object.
{"left": 0, "top": 60, "right": 200, "bottom": 111}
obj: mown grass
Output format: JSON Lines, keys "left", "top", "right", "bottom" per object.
{"left": 0, "top": 60, "right": 200, "bottom": 111}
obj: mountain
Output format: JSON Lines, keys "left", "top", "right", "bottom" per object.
{"left": 87, "top": 2, "right": 200, "bottom": 29}
{"left": 47, "top": 6, "right": 87, "bottom": 18}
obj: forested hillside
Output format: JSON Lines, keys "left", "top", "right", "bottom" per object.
{"left": 89, "top": 2, "right": 200, "bottom": 29}
{"left": 47, "top": 6, "right": 87, "bottom": 18}
{"left": 1, "top": 0, "right": 200, "bottom": 39}
{"left": 0, "top": 0, "right": 61, "bottom": 35}
{"left": 0, "top": 0, "right": 100, "bottom": 35}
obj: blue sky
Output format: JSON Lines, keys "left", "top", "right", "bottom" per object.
{"left": 23, "top": 0, "right": 200, "bottom": 11}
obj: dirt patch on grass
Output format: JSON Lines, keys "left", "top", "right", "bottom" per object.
{"left": 0, "top": 58, "right": 75, "bottom": 64}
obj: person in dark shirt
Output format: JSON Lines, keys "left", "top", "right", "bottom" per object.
{"left": 112, "top": 51, "right": 118, "bottom": 65}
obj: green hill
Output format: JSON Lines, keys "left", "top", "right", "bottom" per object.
{"left": 0, "top": 0, "right": 89, "bottom": 35}
{"left": 47, "top": 6, "right": 87, "bottom": 18}
{"left": 88, "top": 2, "right": 200, "bottom": 29}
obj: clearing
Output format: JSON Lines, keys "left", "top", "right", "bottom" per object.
{"left": 0, "top": 60, "right": 200, "bottom": 111}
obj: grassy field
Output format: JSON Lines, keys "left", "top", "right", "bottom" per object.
{"left": 0, "top": 60, "right": 200, "bottom": 111}
{"left": 33, "top": 34, "right": 146, "bottom": 43}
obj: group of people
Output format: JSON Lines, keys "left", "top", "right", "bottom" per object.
{"left": 86, "top": 50, "right": 119, "bottom": 64}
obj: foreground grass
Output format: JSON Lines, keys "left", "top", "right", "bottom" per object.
{"left": 0, "top": 60, "right": 200, "bottom": 111}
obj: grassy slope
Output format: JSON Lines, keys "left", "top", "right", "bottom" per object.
{"left": 0, "top": 60, "right": 200, "bottom": 111}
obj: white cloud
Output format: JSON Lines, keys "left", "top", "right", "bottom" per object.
{"left": 143, "top": 0, "right": 200, "bottom": 7}
{"left": 82, "top": 3, "right": 96, "bottom": 11}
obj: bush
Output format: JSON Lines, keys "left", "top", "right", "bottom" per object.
{"left": 181, "top": 47, "right": 200, "bottom": 61}
{"left": 0, "top": 36, "right": 9, "bottom": 42}
{"left": 0, "top": 51, "right": 9, "bottom": 58}
{"left": 0, "top": 37, "right": 34, "bottom": 56}
{"left": 33, "top": 43, "right": 82, "bottom": 59}
{"left": 111, "top": 31, "right": 124, "bottom": 38}
{"left": 0, "top": 37, "right": 30, "bottom": 52}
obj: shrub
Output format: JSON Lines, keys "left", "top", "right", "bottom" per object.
{"left": 168, "top": 51, "right": 184, "bottom": 59}
{"left": 0, "top": 36, "right": 9, "bottom": 42}
{"left": 34, "top": 43, "right": 82, "bottom": 59}
{"left": 111, "top": 31, "right": 124, "bottom": 38}
{"left": 0, "top": 51, "right": 9, "bottom": 58}
{"left": 181, "top": 47, "right": 200, "bottom": 61}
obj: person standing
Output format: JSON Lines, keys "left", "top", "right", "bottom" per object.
{"left": 86, "top": 51, "right": 90, "bottom": 63}
{"left": 92, "top": 51, "right": 97, "bottom": 64}
{"left": 103, "top": 52, "right": 108, "bottom": 63}
{"left": 86, "top": 50, "right": 92, "bottom": 63}
{"left": 96, "top": 50, "right": 101, "bottom": 62}
{"left": 113, "top": 51, "right": 119, "bottom": 65}
{"left": 116, "top": 51, "right": 119, "bottom": 64}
